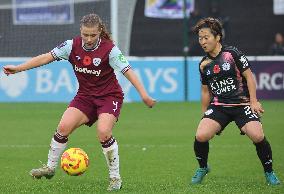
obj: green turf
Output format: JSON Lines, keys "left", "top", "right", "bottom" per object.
{"left": 0, "top": 101, "right": 283, "bottom": 193}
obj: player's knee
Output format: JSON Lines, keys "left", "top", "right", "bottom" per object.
{"left": 97, "top": 128, "right": 111, "bottom": 142}
{"left": 98, "top": 134, "right": 111, "bottom": 142}
{"left": 252, "top": 133, "right": 265, "bottom": 143}
{"left": 195, "top": 133, "right": 210, "bottom": 142}
{"left": 57, "top": 122, "right": 73, "bottom": 136}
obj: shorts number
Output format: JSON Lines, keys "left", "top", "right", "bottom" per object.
{"left": 244, "top": 106, "right": 258, "bottom": 119}
{"left": 113, "top": 101, "right": 118, "bottom": 112}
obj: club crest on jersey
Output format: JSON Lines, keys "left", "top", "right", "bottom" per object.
{"left": 222, "top": 62, "right": 230, "bottom": 71}
{"left": 206, "top": 70, "right": 210, "bottom": 75}
{"left": 213, "top": 64, "right": 220, "bottom": 74}
{"left": 93, "top": 58, "right": 101, "bottom": 66}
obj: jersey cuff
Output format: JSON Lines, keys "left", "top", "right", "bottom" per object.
{"left": 50, "top": 50, "right": 61, "bottom": 61}
{"left": 121, "top": 65, "right": 131, "bottom": 74}
{"left": 240, "top": 66, "right": 250, "bottom": 73}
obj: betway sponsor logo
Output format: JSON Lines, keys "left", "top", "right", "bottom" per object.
{"left": 74, "top": 65, "right": 101, "bottom": 76}
{"left": 210, "top": 77, "right": 236, "bottom": 95}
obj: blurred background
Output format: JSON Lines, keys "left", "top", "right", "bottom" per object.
{"left": 0, "top": 0, "right": 284, "bottom": 102}
{"left": 1, "top": 0, "right": 284, "bottom": 56}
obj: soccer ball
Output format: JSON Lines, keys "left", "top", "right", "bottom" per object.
{"left": 61, "top": 148, "right": 89, "bottom": 176}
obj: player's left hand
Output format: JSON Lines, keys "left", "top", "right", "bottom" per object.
{"left": 250, "top": 101, "right": 264, "bottom": 116}
{"left": 142, "top": 96, "right": 156, "bottom": 108}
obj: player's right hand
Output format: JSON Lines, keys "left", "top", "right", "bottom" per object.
{"left": 250, "top": 101, "right": 264, "bottom": 116}
{"left": 3, "top": 65, "right": 19, "bottom": 75}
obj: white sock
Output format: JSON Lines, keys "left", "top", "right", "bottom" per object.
{"left": 102, "top": 140, "right": 120, "bottom": 179}
{"left": 47, "top": 138, "right": 67, "bottom": 169}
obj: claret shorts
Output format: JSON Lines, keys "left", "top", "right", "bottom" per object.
{"left": 69, "top": 94, "right": 123, "bottom": 127}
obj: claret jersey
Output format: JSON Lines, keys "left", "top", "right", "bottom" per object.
{"left": 51, "top": 36, "right": 131, "bottom": 97}
{"left": 199, "top": 46, "right": 251, "bottom": 105}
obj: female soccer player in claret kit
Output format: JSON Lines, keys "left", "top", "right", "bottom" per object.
{"left": 3, "top": 13, "right": 156, "bottom": 191}
{"left": 190, "top": 17, "right": 280, "bottom": 185}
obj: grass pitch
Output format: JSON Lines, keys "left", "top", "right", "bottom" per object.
{"left": 0, "top": 101, "right": 283, "bottom": 193}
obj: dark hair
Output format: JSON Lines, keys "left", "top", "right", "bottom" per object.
{"left": 193, "top": 17, "right": 223, "bottom": 40}
{"left": 80, "top": 13, "right": 112, "bottom": 40}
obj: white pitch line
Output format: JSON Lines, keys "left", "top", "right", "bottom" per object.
{"left": 0, "top": 144, "right": 281, "bottom": 148}
{"left": 0, "top": 145, "right": 48, "bottom": 148}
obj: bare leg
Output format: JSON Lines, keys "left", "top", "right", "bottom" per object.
{"left": 97, "top": 113, "right": 122, "bottom": 190}
{"left": 97, "top": 113, "right": 119, "bottom": 178}
{"left": 48, "top": 107, "right": 89, "bottom": 169}
{"left": 194, "top": 118, "right": 221, "bottom": 168}
{"left": 30, "top": 107, "right": 89, "bottom": 179}
{"left": 241, "top": 121, "right": 280, "bottom": 185}
{"left": 242, "top": 121, "right": 272, "bottom": 172}
{"left": 191, "top": 118, "right": 222, "bottom": 184}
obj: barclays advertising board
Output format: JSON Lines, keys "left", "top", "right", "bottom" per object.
{"left": 0, "top": 58, "right": 200, "bottom": 102}
{"left": 2, "top": 57, "right": 284, "bottom": 102}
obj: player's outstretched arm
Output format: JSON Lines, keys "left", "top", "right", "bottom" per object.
{"left": 3, "top": 52, "right": 55, "bottom": 75}
{"left": 124, "top": 69, "right": 156, "bottom": 108}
